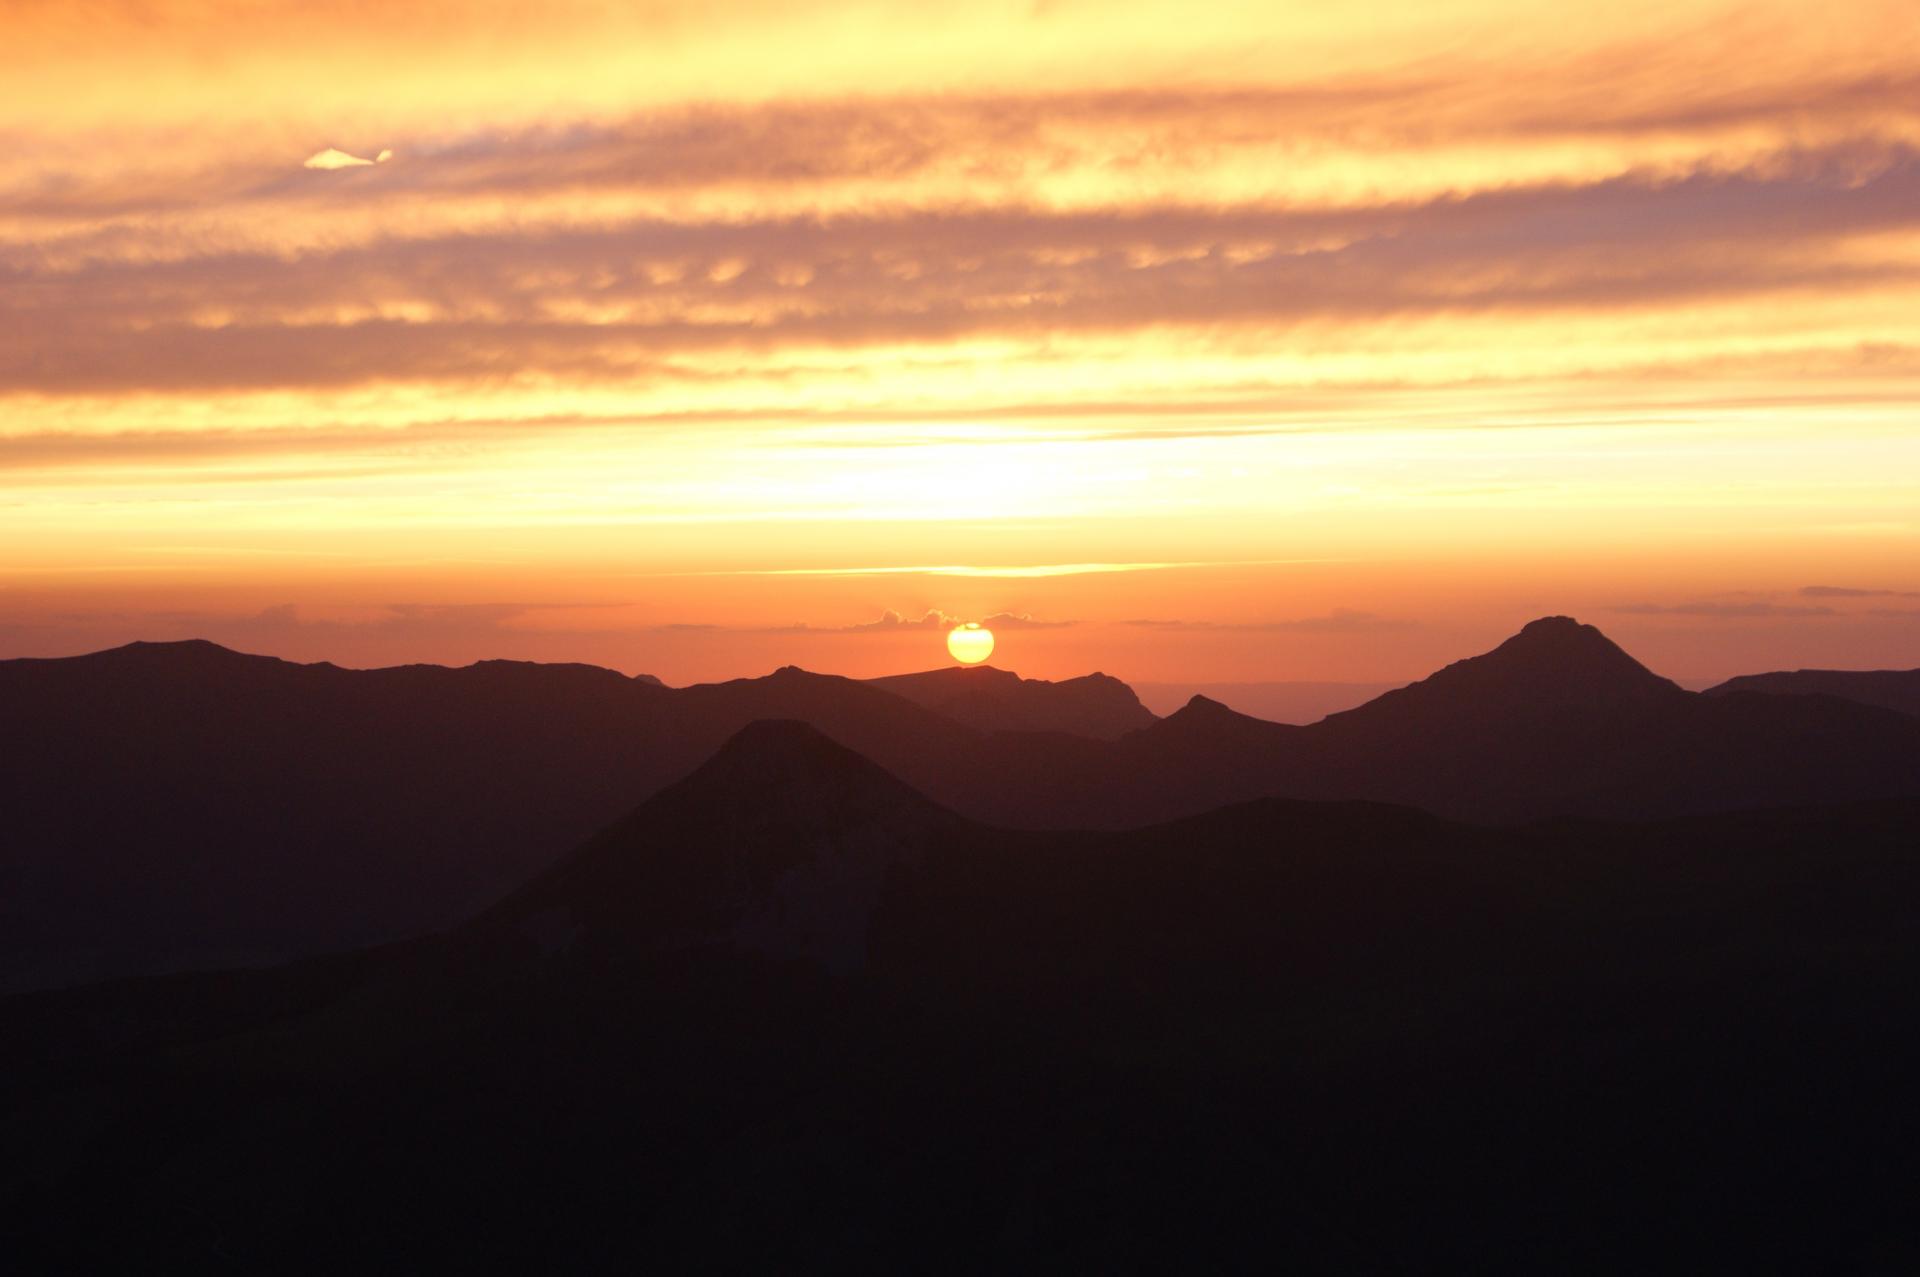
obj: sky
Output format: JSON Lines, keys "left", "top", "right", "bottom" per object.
{"left": 3, "top": 0, "right": 1918, "bottom": 686}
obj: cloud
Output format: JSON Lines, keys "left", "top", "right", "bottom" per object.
{"left": 9, "top": 139, "right": 1920, "bottom": 398}
{"left": 1612, "top": 602, "right": 1837, "bottom": 617}
{"left": 769, "top": 609, "right": 1073, "bottom": 633}
{"left": 1802, "top": 585, "right": 1920, "bottom": 597}
{"left": 302, "top": 147, "right": 392, "bottom": 170}
{"left": 711, "top": 562, "right": 1291, "bottom": 579}
{"left": 1122, "top": 609, "right": 1413, "bottom": 633}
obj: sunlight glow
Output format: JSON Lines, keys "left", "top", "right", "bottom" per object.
{"left": 947, "top": 623, "right": 995, "bottom": 665}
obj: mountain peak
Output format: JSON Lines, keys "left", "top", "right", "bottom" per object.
{"left": 673, "top": 719, "right": 932, "bottom": 809}
{"left": 1322, "top": 616, "right": 1684, "bottom": 731}
{"left": 112, "top": 638, "right": 248, "bottom": 657}
{"left": 485, "top": 720, "right": 955, "bottom": 970}
{"left": 713, "top": 716, "right": 863, "bottom": 760}
{"left": 1152, "top": 693, "right": 1286, "bottom": 742}
{"left": 1486, "top": 616, "right": 1672, "bottom": 682}
{"left": 79, "top": 638, "right": 287, "bottom": 672}
{"left": 1517, "top": 614, "right": 1585, "bottom": 637}
{"left": 865, "top": 664, "right": 1155, "bottom": 740}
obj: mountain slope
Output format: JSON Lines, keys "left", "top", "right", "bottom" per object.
{"left": 1706, "top": 666, "right": 1920, "bottom": 718}
{"left": 0, "top": 644, "right": 975, "bottom": 991}
{"left": 10, "top": 619, "right": 1920, "bottom": 990}
{"left": 6, "top": 724, "right": 1920, "bottom": 1271}
{"left": 865, "top": 665, "right": 1156, "bottom": 739}
{"left": 480, "top": 720, "right": 977, "bottom": 972}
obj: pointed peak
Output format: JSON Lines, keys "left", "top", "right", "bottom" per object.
{"left": 1167, "top": 693, "right": 1253, "bottom": 724}
{"left": 1483, "top": 616, "right": 1666, "bottom": 679}
{"left": 1327, "top": 615, "right": 1682, "bottom": 727}
{"left": 756, "top": 664, "right": 842, "bottom": 687}
{"left": 1142, "top": 693, "right": 1289, "bottom": 744}
{"left": 686, "top": 719, "right": 921, "bottom": 797}
{"left": 1506, "top": 615, "right": 1620, "bottom": 650}
{"left": 768, "top": 663, "right": 829, "bottom": 679}
{"left": 715, "top": 717, "right": 850, "bottom": 756}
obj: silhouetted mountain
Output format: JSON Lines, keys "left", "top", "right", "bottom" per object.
{"left": 865, "top": 665, "right": 1156, "bottom": 738}
{"left": 6, "top": 724, "right": 1919, "bottom": 1271}
{"left": 1329, "top": 615, "right": 1688, "bottom": 722}
{"left": 479, "top": 720, "right": 973, "bottom": 972}
{"left": 1706, "top": 666, "right": 1920, "bottom": 718}
{"left": 9, "top": 619, "right": 1920, "bottom": 991}
{"left": 1132, "top": 678, "right": 1405, "bottom": 722}
{"left": 1015, "top": 615, "right": 1920, "bottom": 826}
{"left": 0, "top": 643, "right": 971, "bottom": 991}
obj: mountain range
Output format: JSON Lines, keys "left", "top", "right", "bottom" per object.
{"left": 1706, "top": 664, "right": 1920, "bottom": 718}
{"left": 7, "top": 617, "right": 1920, "bottom": 991}
{"left": 865, "top": 664, "right": 1154, "bottom": 738}
{"left": 5, "top": 719, "right": 1918, "bottom": 1270}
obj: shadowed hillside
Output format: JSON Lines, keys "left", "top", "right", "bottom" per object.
{"left": 5, "top": 722, "right": 1919, "bottom": 1272}
{"left": 0, "top": 643, "right": 972, "bottom": 991}
{"left": 1706, "top": 665, "right": 1920, "bottom": 718}
{"left": 866, "top": 665, "right": 1156, "bottom": 739}
{"left": 8, "top": 618, "right": 1920, "bottom": 992}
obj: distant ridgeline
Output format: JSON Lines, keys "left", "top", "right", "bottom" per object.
{"left": 4, "top": 616, "right": 1920, "bottom": 992}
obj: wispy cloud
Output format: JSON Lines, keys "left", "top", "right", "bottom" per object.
{"left": 13, "top": 142, "right": 1920, "bottom": 399}
{"left": 765, "top": 609, "right": 1073, "bottom": 633}
{"left": 1613, "top": 602, "right": 1837, "bottom": 618}
{"left": 1802, "top": 585, "right": 1920, "bottom": 598}
{"left": 668, "top": 560, "right": 1329, "bottom": 579}
{"left": 1122, "top": 609, "right": 1414, "bottom": 633}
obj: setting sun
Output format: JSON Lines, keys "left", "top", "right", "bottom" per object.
{"left": 947, "top": 623, "right": 995, "bottom": 665}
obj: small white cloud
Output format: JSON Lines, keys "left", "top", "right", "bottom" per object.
{"left": 303, "top": 147, "right": 392, "bottom": 171}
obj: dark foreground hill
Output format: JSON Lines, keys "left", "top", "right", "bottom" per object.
{"left": 8, "top": 617, "right": 1920, "bottom": 991}
{"left": 1707, "top": 665, "right": 1920, "bottom": 718}
{"left": 4, "top": 723, "right": 1918, "bottom": 1272}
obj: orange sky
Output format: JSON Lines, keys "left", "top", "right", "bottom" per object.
{"left": 3, "top": 0, "right": 1918, "bottom": 685}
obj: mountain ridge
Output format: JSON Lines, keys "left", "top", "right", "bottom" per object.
{"left": 1705, "top": 666, "right": 1920, "bottom": 718}
{"left": 8, "top": 617, "right": 1920, "bottom": 991}
{"left": 864, "top": 664, "right": 1156, "bottom": 739}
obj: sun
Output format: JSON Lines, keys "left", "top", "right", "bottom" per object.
{"left": 946, "top": 622, "right": 994, "bottom": 665}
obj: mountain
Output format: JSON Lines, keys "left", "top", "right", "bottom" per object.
{"left": 1005, "top": 615, "right": 1920, "bottom": 826}
{"left": 6, "top": 723, "right": 1920, "bottom": 1271}
{"left": 1326, "top": 615, "right": 1689, "bottom": 721}
{"left": 1132, "top": 678, "right": 1405, "bottom": 723}
{"left": 865, "top": 665, "right": 1156, "bottom": 739}
{"left": 1705, "top": 666, "right": 1920, "bottom": 718}
{"left": 478, "top": 720, "right": 976, "bottom": 972}
{"left": 9, "top": 618, "right": 1920, "bottom": 991}
{"left": 0, "top": 643, "right": 974, "bottom": 992}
